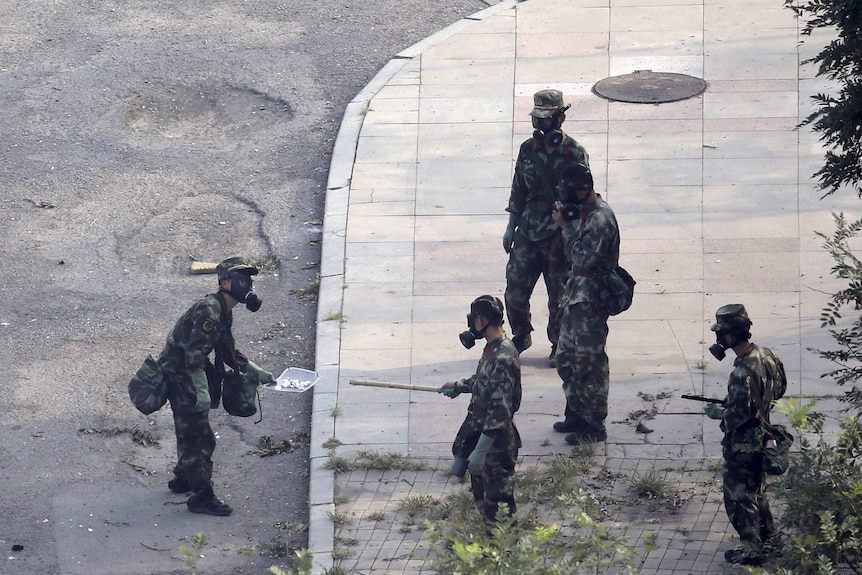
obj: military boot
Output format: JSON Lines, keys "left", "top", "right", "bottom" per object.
{"left": 188, "top": 493, "right": 233, "bottom": 516}
{"left": 512, "top": 333, "right": 532, "bottom": 354}
{"left": 168, "top": 476, "right": 191, "bottom": 494}
{"left": 724, "top": 548, "right": 764, "bottom": 566}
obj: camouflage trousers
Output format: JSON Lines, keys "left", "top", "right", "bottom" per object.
{"left": 723, "top": 450, "right": 775, "bottom": 557}
{"left": 172, "top": 408, "right": 216, "bottom": 496}
{"left": 505, "top": 232, "right": 568, "bottom": 344}
{"left": 470, "top": 450, "right": 518, "bottom": 523}
{"left": 555, "top": 302, "right": 609, "bottom": 431}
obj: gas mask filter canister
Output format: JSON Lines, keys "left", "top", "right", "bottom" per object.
{"left": 709, "top": 339, "right": 728, "bottom": 361}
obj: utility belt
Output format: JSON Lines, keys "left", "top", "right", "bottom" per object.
{"left": 571, "top": 266, "right": 597, "bottom": 277}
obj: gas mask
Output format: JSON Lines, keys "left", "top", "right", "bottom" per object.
{"left": 459, "top": 312, "right": 487, "bottom": 349}
{"left": 458, "top": 296, "right": 504, "bottom": 349}
{"left": 556, "top": 163, "right": 593, "bottom": 222}
{"left": 226, "top": 272, "right": 262, "bottom": 312}
{"left": 531, "top": 105, "right": 570, "bottom": 148}
{"left": 532, "top": 116, "right": 564, "bottom": 148}
{"left": 709, "top": 329, "right": 742, "bottom": 361}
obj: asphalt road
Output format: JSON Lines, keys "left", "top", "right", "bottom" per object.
{"left": 0, "top": 1, "right": 497, "bottom": 573}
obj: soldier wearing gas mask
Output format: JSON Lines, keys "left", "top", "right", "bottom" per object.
{"left": 439, "top": 296, "right": 522, "bottom": 523}
{"left": 158, "top": 256, "right": 276, "bottom": 516}
{"left": 504, "top": 89, "right": 590, "bottom": 367}
{"left": 550, "top": 163, "right": 620, "bottom": 445}
{"left": 704, "top": 304, "right": 787, "bottom": 566}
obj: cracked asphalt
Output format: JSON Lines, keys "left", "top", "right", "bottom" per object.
{"left": 0, "top": 1, "right": 497, "bottom": 573}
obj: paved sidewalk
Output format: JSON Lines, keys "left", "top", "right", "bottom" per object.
{"left": 309, "top": 0, "right": 856, "bottom": 573}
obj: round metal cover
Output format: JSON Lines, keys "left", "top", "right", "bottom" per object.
{"left": 593, "top": 70, "right": 707, "bottom": 104}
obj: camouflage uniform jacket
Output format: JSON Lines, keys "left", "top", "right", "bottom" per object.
{"left": 720, "top": 344, "right": 787, "bottom": 452}
{"left": 507, "top": 133, "right": 590, "bottom": 242}
{"left": 559, "top": 195, "right": 620, "bottom": 307}
{"left": 159, "top": 291, "right": 248, "bottom": 411}
{"left": 452, "top": 335, "right": 522, "bottom": 457}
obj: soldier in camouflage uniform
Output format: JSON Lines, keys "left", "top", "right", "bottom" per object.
{"left": 439, "top": 296, "right": 522, "bottom": 523}
{"left": 550, "top": 163, "right": 619, "bottom": 445}
{"left": 159, "top": 257, "right": 276, "bottom": 516}
{"left": 704, "top": 304, "right": 787, "bottom": 566}
{"left": 504, "top": 89, "right": 590, "bottom": 366}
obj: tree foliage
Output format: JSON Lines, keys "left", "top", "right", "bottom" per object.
{"left": 785, "top": 0, "right": 862, "bottom": 197}
{"left": 770, "top": 216, "right": 862, "bottom": 574}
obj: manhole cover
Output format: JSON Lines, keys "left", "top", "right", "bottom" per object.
{"left": 593, "top": 70, "right": 707, "bottom": 103}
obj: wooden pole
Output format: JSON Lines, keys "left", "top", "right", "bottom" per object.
{"left": 349, "top": 380, "right": 439, "bottom": 392}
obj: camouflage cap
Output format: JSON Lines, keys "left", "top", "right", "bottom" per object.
{"left": 710, "top": 303, "right": 752, "bottom": 332}
{"left": 529, "top": 89, "right": 566, "bottom": 118}
{"left": 216, "top": 257, "right": 259, "bottom": 280}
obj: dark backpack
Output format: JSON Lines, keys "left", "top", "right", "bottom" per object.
{"left": 603, "top": 265, "right": 636, "bottom": 316}
{"left": 128, "top": 355, "right": 169, "bottom": 415}
{"left": 745, "top": 361, "right": 794, "bottom": 475}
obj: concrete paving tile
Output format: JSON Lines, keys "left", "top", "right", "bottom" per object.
{"left": 417, "top": 186, "right": 509, "bottom": 216}
{"left": 345, "top": 254, "right": 413, "bottom": 284}
{"left": 610, "top": 55, "right": 703, "bottom": 78}
{"left": 703, "top": 251, "right": 800, "bottom": 293}
{"left": 422, "top": 31, "right": 515, "bottom": 61}
{"left": 703, "top": 184, "right": 799, "bottom": 219}
{"left": 407, "top": 404, "right": 463, "bottom": 446}
{"left": 706, "top": 52, "right": 799, "bottom": 81}
{"left": 704, "top": 211, "right": 798, "bottom": 240}
{"left": 608, "top": 95, "right": 704, "bottom": 121}
{"left": 350, "top": 161, "right": 417, "bottom": 190}
{"left": 516, "top": 4, "right": 608, "bottom": 33}
{"left": 516, "top": 54, "right": 609, "bottom": 85}
{"left": 703, "top": 116, "right": 799, "bottom": 132}
{"left": 420, "top": 94, "right": 512, "bottom": 123}
{"left": 620, "top": 212, "right": 704, "bottom": 241}
{"left": 417, "top": 122, "right": 510, "bottom": 158}
{"left": 341, "top": 323, "right": 413, "bottom": 351}
{"left": 704, "top": 2, "right": 795, "bottom": 31}
{"left": 356, "top": 135, "right": 418, "bottom": 164}
{"left": 800, "top": 211, "right": 862, "bottom": 253}
{"left": 364, "top": 106, "right": 418, "bottom": 126}
{"left": 519, "top": 31, "right": 607, "bottom": 58}
{"left": 611, "top": 30, "right": 703, "bottom": 56}
{"left": 708, "top": 78, "right": 799, "bottom": 93}
{"left": 412, "top": 279, "right": 506, "bottom": 297}
{"left": 419, "top": 57, "right": 514, "bottom": 86}
{"left": 338, "top": 347, "right": 413, "bottom": 376}
{"left": 357, "top": 123, "right": 419, "bottom": 147}
{"left": 417, "top": 156, "right": 511, "bottom": 188}
{"left": 373, "top": 84, "right": 420, "bottom": 100}
{"left": 340, "top": 282, "right": 414, "bottom": 323}
{"left": 415, "top": 241, "right": 506, "bottom": 282}
{"left": 704, "top": 91, "right": 797, "bottom": 119}
{"left": 346, "top": 215, "right": 416, "bottom": 243}
{"left": 611, "top": 5, "right": 703, "bottom": 32}
{"left": 609, "top": 158, "right": 704, "bottom": 187}
{"left": 703, "top": 131, "right": 799, "bottom": 159}
{"left": 609, "top": 124, "right": 703, "bottom": 160}
{"left": 410, "top": 357, "right": 479, "bottom": 384}
{"left": 348, "top": 199, "right": 414, "bottom": 217}
{"left": 704, "top": 156, "right": 799, "bottom": 186}
{"left": 412, "top": 214, "right": 503, "bottom": 242}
